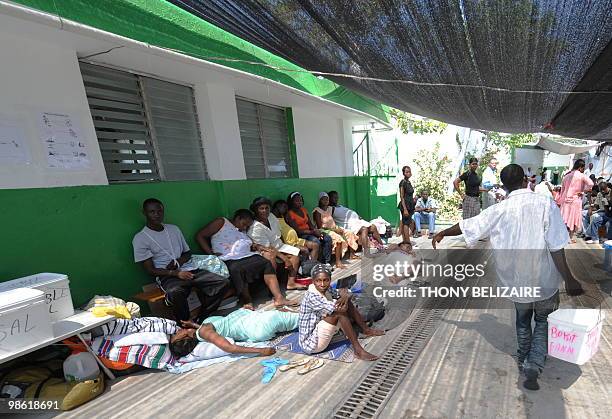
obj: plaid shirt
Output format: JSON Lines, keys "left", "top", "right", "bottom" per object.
{"left": 298, "top": 287, "right": 336, "bottom": 353}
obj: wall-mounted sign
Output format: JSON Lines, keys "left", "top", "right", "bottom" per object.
{"left": 39, "top": 112, "right": 90, "bottom": 169}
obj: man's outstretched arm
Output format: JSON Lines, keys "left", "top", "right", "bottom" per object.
{"left": 431, "top": 223, "right": 462, "bottom": 249}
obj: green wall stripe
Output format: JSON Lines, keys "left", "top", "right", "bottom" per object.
{"left": 0, "top": 177, "right": 381, "bottom": 305}
{"left": 13, "top": 0, "right": 389, "bottom": 122}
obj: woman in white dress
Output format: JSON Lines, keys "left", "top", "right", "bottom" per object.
{"left": 196, "top": 209, "right": 298, "bottom": 309}
{"left": 248, "top": 197, "right": 307, "bottom": 291}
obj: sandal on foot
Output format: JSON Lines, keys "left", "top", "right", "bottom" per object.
{"left": 297, "top": 358, "right": 325, "bottom": 375}
{"left": 279, "top": 357, "right": 310, "bottom": 372}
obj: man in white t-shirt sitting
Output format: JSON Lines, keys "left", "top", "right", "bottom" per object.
{"left": 132, "top": 198, "right": 229, "bottom": 321}
{"left": 328, "top": 190, "right": 384, "bottom": 249}
{"left": 412, "top": 189, "right": 437, "bottom": 238}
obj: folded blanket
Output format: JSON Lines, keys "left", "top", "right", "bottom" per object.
{"left": 92, "top": 337, "right": 174, "bottom": 370}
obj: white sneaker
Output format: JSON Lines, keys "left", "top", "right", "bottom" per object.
{"left": 585, "top": 239, "right": 595, "bottom": 244}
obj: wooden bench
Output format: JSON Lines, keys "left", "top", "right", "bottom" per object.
{"left": 134, "top": 283, "right": 202, "bottom": 319}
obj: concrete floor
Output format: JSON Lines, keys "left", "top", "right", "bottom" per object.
{"left": 36, "top": 236, "right": 612, "bottom": 419}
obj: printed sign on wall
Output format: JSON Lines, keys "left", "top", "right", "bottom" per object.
{"left": 39, "top": 112, "right": 90, "bottom": 169}
{"left": 0, "top": 121, "right": 30, "bottom": 165}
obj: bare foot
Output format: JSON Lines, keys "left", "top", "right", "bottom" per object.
{"left": 243, "top": 303, "right": 254, "bottom": 311}
{"left": 364, "top": 328, "right": 385, "bottom": 336}
{"left": 355, "top": 349, "right": 379, "bottom": 361}
{"left": 274, "top": 298, "right": 299, "bottom": 307}
{"left": 350, "top": 253, "right": 361, "bottom": 260}
{"left": 335, "top": 263, "right": 347, "bottom": 269}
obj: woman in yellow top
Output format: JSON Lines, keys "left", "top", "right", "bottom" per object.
{"left": 272, "top": 200, "right": 319, "bottom": 261}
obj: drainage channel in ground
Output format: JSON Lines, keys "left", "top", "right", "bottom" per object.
{"left": 333, "top": 243, "right": 490, "bottom": 418}
{"left": 332, "top": 304, "right": 448, "bottom": 419}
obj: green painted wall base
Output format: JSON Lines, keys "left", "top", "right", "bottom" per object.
{"left": 0, "top": 177, "right": 390, "bottom": 306}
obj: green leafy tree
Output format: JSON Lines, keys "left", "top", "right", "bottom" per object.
{"left": 390, "top": 109, "right": 448, "bottom": 135}
{"left": 412, "top": 142, "right": 461, "bottom": 221}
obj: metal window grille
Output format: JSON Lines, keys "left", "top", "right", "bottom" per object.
{"left": 80, "top": 62, "right": 207, "bottom": 182}
{"left": 236, "top": 97, "right": 292, "bottom": 179}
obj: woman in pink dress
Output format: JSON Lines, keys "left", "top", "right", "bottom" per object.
{"left": 555, "top": 159, "right": 593, "bottom": 243}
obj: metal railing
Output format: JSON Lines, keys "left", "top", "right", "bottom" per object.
{"left": 353, "top": 132, "right": 370, "bottom": 176}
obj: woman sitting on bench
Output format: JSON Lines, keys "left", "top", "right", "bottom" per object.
{"left": 248, "top": 196, "right": 306, "bottom": 291}
{"left": 196, "top": 209, "right": 298, "bottom": 310}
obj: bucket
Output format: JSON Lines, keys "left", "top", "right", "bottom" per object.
{"left": 603, "top": 240, "right": 612, "bottom": 272}
{"left": 63, "top": 352, "right": 100, "bottom": 382}
{"left": 547, "top": 307, "right": 605, "bottom": 365}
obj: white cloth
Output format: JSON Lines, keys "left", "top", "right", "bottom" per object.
{"left": 534, "top": 181, "right": 553, "bottom": 198}
{"left": 211, "top": 218, "right": 257, "bottom": 261}
{"left": 166, "top": 342, "right": 268, "bottom": 374}
{"left": 459, "top": 189, "right": 569, "bottom": 302}
{"left": 332, "top": 205, "right": 371, "bottom": 234}
{"left": 248, "top": 215, "right": 300, "bottom": 255}
{"left": 113, "top": 332, "right": 169, "bottom": 347}
{"left": 369, "top": 216, "right": 390, "bottom": 235}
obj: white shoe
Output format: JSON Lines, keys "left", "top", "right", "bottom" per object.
{"left": 585, "top": 239, "right": 595, "bottom": 244}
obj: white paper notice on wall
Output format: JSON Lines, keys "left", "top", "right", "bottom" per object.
{"left": 39, "top": 112, "right": 90, "bottom": 169}
{"left": 0, "top": 121, "right": 31, "bottom": 165}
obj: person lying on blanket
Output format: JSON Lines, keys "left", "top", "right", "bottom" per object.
{"left": 170, "top": 308, "right": 300, "bottom": 358}
{"left": 298, "top": 264, "right": 384, "bottom": 361}
{"left": 97, "top": 316, "right": 275, "bottom": 360}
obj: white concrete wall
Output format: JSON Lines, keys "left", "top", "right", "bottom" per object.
{"left": 543, "top": 151, "right": 571, "bottom": 168}
{"left": 0, "top": 17, "right": 364, "bottom": 188}
{"left": 194, "top": 83, "right": 246, "bottom": 180}
{"left": 0, "top": 33, "right": 107, "bottom": 189}
{"left": 292, "top": 107, "right": 350, "bottom": 178}
{"left": 514, "top": 148, "right": 545, "bottom": 172}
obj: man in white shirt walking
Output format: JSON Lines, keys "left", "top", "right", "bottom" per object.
{"left": 432, "top": 164, "right": 584, "bottom": 391}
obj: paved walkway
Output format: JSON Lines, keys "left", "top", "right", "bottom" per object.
{"left": 36, "top": 236, "right": 611, "bottom": 419}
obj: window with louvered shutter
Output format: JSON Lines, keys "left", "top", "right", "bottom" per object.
{"left": 141, "top": 78, "right": 207, "bottom": 181}
{"left": 236, "top": 98, "right": 292, "bottom": 179}
{"left": 80, "top": 62, "right": 207, "bottom": 183}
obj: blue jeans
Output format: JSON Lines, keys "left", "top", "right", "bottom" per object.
{"left": 514, "top": 292, "right": 559, "bottom": 372}
{"left": 582, "top": 209, "right": 590, "bottom": 235}
{"left": 301, "top": 233, "right": 332, "bottom": 264}
{"left": 585, "top": 212, "right": 612, "bottom": 240}
{"left": 412, "top": 211, "right": 436, "bottom": 233}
